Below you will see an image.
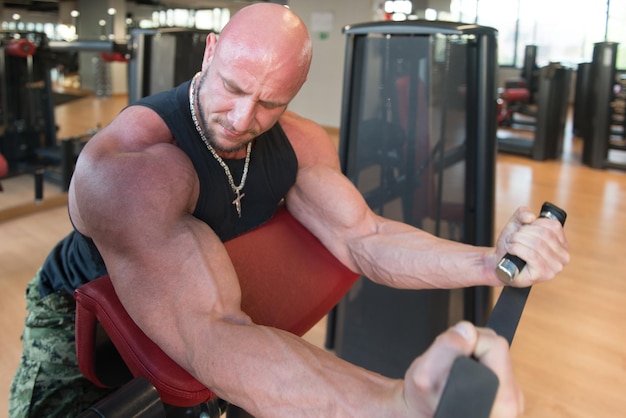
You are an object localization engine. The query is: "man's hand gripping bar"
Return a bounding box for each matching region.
[434,202,567,418]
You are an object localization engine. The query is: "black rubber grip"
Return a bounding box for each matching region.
[433,357,499,418]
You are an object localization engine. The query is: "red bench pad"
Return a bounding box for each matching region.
[74,206,360,406]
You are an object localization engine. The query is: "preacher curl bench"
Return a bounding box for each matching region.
[73,206,360,417]
[73,204,513,417]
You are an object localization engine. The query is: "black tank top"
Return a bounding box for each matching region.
[38,80,298,296]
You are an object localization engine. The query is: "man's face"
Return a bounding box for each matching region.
[195,44,300,154]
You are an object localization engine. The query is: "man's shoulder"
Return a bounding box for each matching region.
[279,110,326,141]
[278,111,339,168]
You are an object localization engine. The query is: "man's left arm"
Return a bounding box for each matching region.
[282,113,569,290]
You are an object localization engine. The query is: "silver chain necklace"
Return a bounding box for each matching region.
[188,72,252,218]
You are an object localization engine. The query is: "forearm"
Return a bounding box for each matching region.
[348,217,502,289]
[287,168,501,290]
[186,318,406,418]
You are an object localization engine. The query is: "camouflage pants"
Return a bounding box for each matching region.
[8,273,114,418]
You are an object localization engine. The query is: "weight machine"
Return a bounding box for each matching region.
[328,19,497,379]
[48,27,209,104]
[497,45,539,128]
[0,27,209,201]
[0,31,56,200]
[580,42,626,170]
[497,62,572,161]
[0,30,99,200]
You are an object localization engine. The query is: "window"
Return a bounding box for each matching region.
[475,0,520,66]
[516,0,606,68]
[608,0,626,68]
[445,0,616,69]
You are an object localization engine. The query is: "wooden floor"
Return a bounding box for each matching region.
[2,97,626,417]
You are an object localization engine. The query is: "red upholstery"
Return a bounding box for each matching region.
[233,206,360,335]
[75,275,213,406]
[500,87,531,103]
[0,153,7,191]
[74,206,359,407]
[100,51,130,63]
[0,153,7,178]
[6,38,36,58]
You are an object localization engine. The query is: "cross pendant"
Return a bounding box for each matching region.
[232,190,245,218]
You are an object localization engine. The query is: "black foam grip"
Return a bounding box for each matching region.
[434,357,499,418]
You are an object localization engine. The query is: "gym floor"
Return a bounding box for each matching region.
[1,96,626,417]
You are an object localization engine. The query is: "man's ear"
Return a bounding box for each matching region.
[201,32,218,70]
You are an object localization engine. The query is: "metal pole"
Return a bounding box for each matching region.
[605,0,610,41]
[48,40,126,53]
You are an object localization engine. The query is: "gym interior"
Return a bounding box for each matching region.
[1,0,625,417]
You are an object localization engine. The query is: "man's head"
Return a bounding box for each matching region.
[194,3,312,154]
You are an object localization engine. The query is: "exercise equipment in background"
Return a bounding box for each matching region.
[497,62,572,161]
[1,27,209,203]
[0,32,56,197]
[0,30,98,201]
[580,41,626,170]
[497,44,539,128]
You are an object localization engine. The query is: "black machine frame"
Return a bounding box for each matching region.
[497,62,572,161]
[0,27,210,201]
[581,41,626,170]
[326,20,498,378]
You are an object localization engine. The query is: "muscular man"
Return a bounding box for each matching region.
[9,3,568,417]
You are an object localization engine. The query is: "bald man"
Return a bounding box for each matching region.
[10,4,567,417]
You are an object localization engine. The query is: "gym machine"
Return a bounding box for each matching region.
[497,62,572,161]
[497,44,539,128]
[126,28,208,104]
[0,32,54,199]
[326,20,497,379]
[581,42,626,170]
[0,31,87,200]
[613,70,626,140]
[573,61,592,138]
[0,27,210,199]
[48,27,209,105]
[74,206,360,418]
